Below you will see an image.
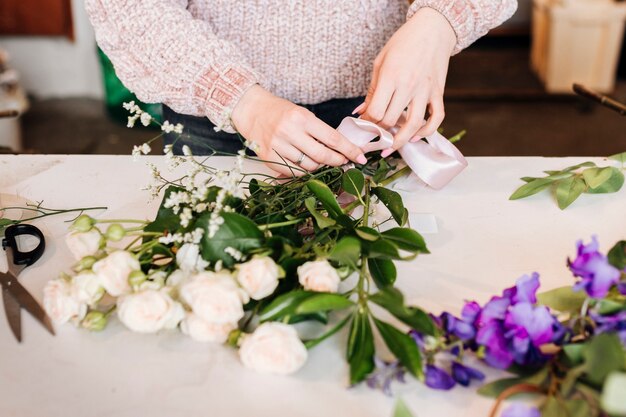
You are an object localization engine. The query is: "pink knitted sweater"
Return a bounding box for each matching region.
[86,0,517,132]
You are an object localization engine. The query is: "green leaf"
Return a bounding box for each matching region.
[304,314,351,349]
[448,129,466,144]
[563,161,597,172]
[563,344,586,365]
[306,180,343,218]
[393,399,415,417]
[366,238,403,260]
[373,159,392,184]
[596,298,626,315]
[555,176,586,209]
[347,311,375,385]
[369,287,435,336]
[342,168,365,197]
[609,151,626,165]
[585,167,624,194]
[560,365,586,396]
[144,186,186,234]
[583,333,626,386]
[582,167,614,189]
[197,212,263,268]
[381,228,429,253]
[509,178,555,200]
[601,372,626,415]
[374,319,423,378]
[258,291,314,322]
[368,258,396,288]
[329,236,361,269]
[304,197,336,229]
[477,377,524,398]
[608,240,626,270]
[295,293,354,315]
[537,286,587,313]
[355,226,381,242]
[372,187,408,226]
[542,397,591,417]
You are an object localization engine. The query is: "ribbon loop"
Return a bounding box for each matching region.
[337,117,467,190]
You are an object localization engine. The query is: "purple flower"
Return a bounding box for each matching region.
[424,365,456,390]
[501,404,541,417]
[366,358,406,396]
[569,237,620,298]
[503,273,541,304]
[592,311,626,345]
[450,362,485,387]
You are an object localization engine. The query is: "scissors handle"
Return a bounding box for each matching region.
[2,224,46,267]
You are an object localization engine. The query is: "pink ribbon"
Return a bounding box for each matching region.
[336,117,468,190]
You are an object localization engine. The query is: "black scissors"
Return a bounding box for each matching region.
[1,224,55,342]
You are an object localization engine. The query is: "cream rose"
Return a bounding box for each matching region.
[65,229,102,260]
[92,251,140,296]
[180,313,236,343]
[297,260,341,293]
[43,279,86,324]
[176,243,208,273]
[179,271,248,324]
[236,256,281,300]
[239,322,308,375]
[71,272,104,305]
[117,289,184,333]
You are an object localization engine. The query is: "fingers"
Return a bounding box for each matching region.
[306,117,367,164]
[275,142,320,172]
[379,90,410,129]
[415,95,445,139]
[361,77,394,124]
[381,96,428,158]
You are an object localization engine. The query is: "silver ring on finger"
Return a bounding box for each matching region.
[296,152,306,166]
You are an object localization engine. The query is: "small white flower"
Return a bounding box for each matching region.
[180,313,236,343]
[176,243,208,273]
[65,229,102,261]
[43,279,86,325]
[71,272,104,305]
[92,251,140,297]
[140,112,152,127]
[224,246,245,262]
[182,145,192,156]
[236,257,281,300]
[239,323,308,375]
[127,114,140,128]
[297,260,341,293]
[179,271,248,324]
[141,143,151,154]
[117,288,184,333]
[173,123,184,134]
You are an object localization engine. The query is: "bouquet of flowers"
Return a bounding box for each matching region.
[44,102,433,381]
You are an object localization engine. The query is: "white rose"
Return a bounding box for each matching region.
[239,322,308,375]
[297,260,340,293]
[65,229,102,260]
[117,288,184,333]
[179,271,248,324]
[236,256,281,300]
[166,269,190,288]
[180,313,236,343]
[71,272,104,305]
[43,279,86,324]
[176,243,208,272]
[92,251,140,296]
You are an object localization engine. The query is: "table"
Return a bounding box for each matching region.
[1,155,624,417]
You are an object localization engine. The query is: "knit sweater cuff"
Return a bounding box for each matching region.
[194,65,260,134]
[407,1,474,55]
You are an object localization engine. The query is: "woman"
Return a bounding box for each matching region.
[86,0,517,175]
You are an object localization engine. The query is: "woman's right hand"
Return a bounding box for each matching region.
[231,85,367,176]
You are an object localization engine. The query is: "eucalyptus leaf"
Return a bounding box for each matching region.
[306,179,343,218]
[585,168,624,194]
[582,167,614,189]
[601,372,626,415]
[342,168,365,197]
[609,151,626,165]
[368,258,397,288]
[509,178,555,200]
[374,319,423,378]
[393,399,415,417]
[329,236,361,269]
[563,161,597,172]
[295,293,354,315]
[347,311,375,385]
[555,176,586,209]
[304,197,336,229]
[537,286,586,313]
[381,228,429,253]
[607,240,626,269]
[198,212,263,267]
[583,333,626,386]
[369,288,435,335]
[372,187,408,226]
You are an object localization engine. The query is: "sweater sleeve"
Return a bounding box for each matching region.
[407,0,518,55]
[85,0,261,133]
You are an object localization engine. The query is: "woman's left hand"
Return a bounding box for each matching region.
[357,7,457,157]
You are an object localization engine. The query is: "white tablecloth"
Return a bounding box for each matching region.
[1,155,624,417]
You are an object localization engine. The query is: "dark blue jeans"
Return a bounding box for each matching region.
[162,96,364,156]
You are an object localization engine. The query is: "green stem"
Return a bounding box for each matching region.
[5,206,108,224]
[357,181,372,306]
[379,165,412,187]
[257,218,304,231]
[95,219,148,224]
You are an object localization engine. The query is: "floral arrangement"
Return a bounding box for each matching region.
[43,102,432,381]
